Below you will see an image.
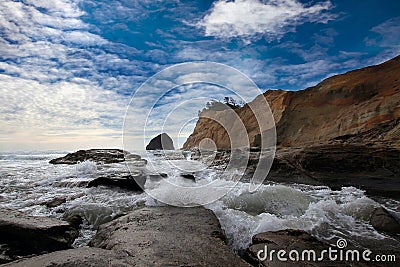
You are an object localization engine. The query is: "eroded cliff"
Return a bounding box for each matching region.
[183,55,400,149]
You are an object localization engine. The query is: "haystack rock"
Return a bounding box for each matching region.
[146,133,175,150]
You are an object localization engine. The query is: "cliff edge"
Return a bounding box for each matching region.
[183,55,400,149]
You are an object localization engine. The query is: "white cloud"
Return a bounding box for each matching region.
[0,74,128,149]
[365,17,400,48]
[197,0,335,43]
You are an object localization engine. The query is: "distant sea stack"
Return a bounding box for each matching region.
[146,133,175,150]
[183,55,400,149]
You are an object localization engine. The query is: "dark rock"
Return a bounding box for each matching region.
[215,143,400,199]
[40,197,66,208]
[62,214,83,229]
[89,207,249,266]
[2,247,136,267]
[0,208,78,263]
[370,207,400,235]
[271,144,400,199]
[181,173,196,181]
[49,149,130,165]
[87,175,144,191]
[146,133,175,150]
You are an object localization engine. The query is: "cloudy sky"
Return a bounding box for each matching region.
[0,0,399,151]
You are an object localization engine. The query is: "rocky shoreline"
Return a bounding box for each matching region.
[2,206,398,266]
[2,207,249,266]
[1,148,400,266]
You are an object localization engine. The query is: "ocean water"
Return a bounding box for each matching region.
[0,150,399,253]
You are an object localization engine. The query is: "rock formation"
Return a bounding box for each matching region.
[369,207,400,235]
[183,56,400,198]
[87,175,145,191]
[184,55,400,149]
[146,133,175,150]
[6,207,249,266]
[49,149,129,164]
[0,208,78,264]
[89,207,248,266]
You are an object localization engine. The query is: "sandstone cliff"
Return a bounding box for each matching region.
[183,55,400,149]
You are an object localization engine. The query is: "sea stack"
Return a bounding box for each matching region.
[146,133,175,150]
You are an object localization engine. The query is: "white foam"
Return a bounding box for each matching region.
[75,160,97,175]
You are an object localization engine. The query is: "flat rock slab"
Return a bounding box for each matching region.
[49,149,130,164]
[0,208,78,263]
[3,247,136,267]
[90,206,249,266]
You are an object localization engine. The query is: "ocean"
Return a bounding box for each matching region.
[0,150,399,253]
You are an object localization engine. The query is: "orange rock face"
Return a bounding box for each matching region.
[183,55,400,149]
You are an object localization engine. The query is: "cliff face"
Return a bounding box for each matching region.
[183,55,400,149]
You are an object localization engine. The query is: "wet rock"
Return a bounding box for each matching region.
[49,149,130,165]
[213,144,400,199]
[2,247,136,267]
[146,133,175,150]
[370,207,400,235]
[0,208,78,263]
[90,207,249,266]
[87,175,145,191]
[40,197,66,208]
[62,213,83,229]
[181,173,196,181]
[270,144,400,199]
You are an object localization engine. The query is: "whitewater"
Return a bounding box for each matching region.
[0,150,399,254]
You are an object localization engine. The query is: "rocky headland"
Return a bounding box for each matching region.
[184,55,400,199]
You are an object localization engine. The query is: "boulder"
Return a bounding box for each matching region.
[0,208,78,264]
[49,149,130,164]
[146,133,175,150]
[89,207,249,266]
[369,207,400,235]
[62,214,83,229]
[87,174,167,191]
[181,173,196,181]
[2,247,136,267]
[87,175,145,191]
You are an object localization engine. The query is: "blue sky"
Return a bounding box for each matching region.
[0,0,399,151]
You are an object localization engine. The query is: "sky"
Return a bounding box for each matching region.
[0,0,399,151]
